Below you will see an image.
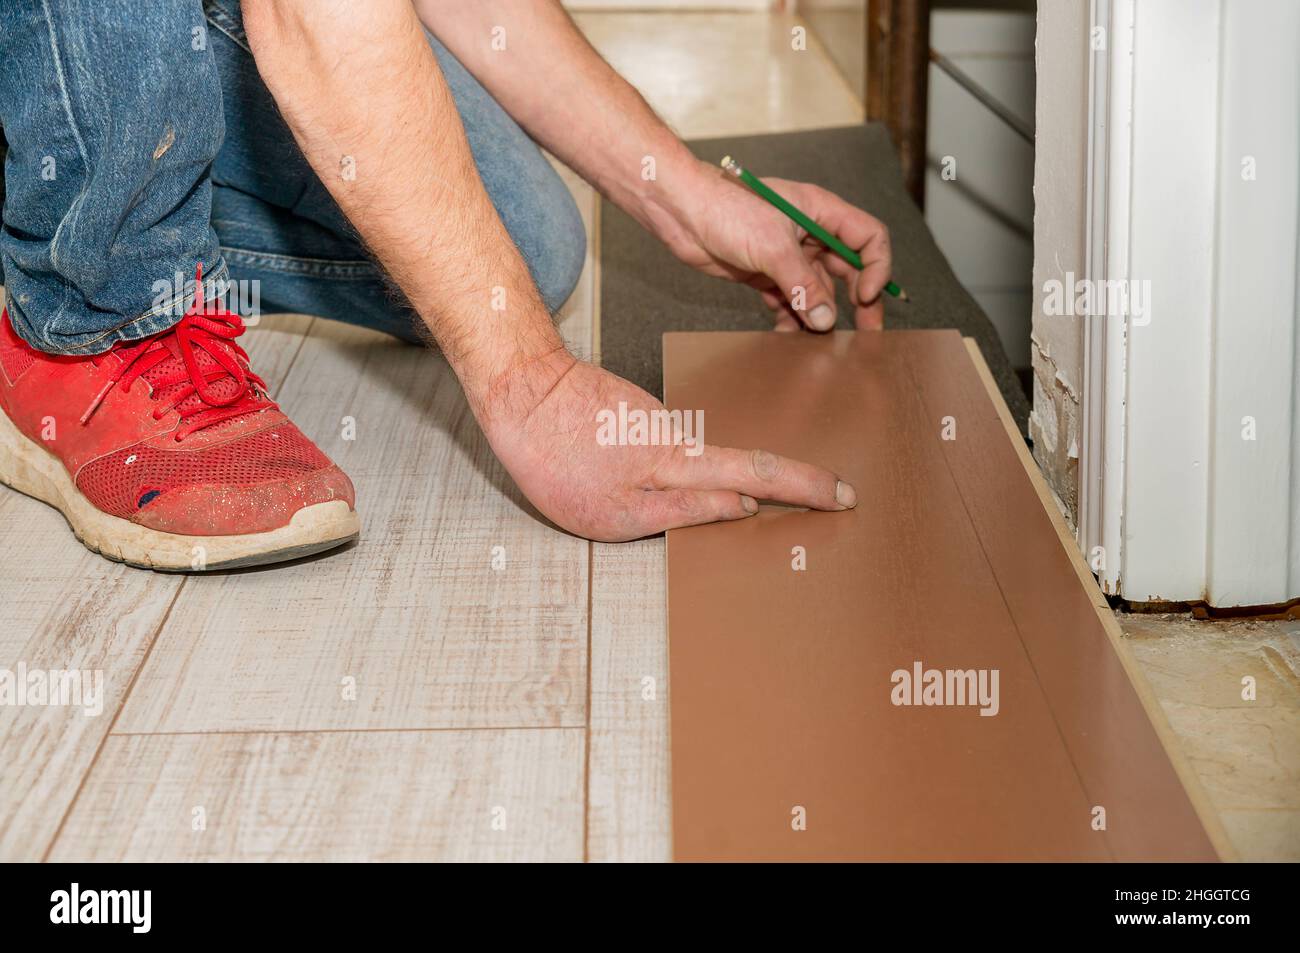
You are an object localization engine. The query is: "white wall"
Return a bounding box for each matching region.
[1028,0,1089,526]
[925,10,1037,373]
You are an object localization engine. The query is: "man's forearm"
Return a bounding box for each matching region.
[413,0,704,247]
[242,0,569,416]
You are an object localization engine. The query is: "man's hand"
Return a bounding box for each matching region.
[652,160,893,332]
[249,0,861,541]
[415,2,892,332]
[479,350,857,541]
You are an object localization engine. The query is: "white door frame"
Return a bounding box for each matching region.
[1078,0,1300,607]
[1079,0,1131,598]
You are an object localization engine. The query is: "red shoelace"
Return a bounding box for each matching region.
[80,265,274,441]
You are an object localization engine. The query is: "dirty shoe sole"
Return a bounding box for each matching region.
[0,411,359,571]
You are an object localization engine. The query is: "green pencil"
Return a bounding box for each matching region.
[721,155,907,301]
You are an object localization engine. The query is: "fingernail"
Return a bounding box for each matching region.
[740,494,758,514]
[809,304,835,331]
[835,480,857,509]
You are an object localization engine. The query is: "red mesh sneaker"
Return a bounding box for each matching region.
[0,270,358,570]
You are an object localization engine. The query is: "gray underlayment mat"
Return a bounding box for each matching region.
[598,122,1031,434]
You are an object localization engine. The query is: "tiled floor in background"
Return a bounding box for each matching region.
[573,10,863,139]
[1121,615,1300,862]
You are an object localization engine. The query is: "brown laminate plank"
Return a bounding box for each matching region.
[664,330,1106,861]
[903,334,1223,861]
[662,330,1216,861]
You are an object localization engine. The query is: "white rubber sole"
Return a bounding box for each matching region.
[0,411,360,572]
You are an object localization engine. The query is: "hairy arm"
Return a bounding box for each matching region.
[414,0,893,330]
[413,0,697,245]
[240,0,854,540]
[242,0,569,418]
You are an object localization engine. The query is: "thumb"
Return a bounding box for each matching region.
[760,241,837,331]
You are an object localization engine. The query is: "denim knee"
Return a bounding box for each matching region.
[528,174,587,314]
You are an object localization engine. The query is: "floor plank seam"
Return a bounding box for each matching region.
[900,346,1119,862]
[582,540,594,863]
[108,724,584,738]
[40,579,188,861]
[267,316,316,401]
[583,184,600,863]
[963,339,1236,861]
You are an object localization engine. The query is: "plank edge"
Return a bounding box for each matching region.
[960,336,1238,863]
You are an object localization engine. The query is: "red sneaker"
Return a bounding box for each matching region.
[0,274,358,570]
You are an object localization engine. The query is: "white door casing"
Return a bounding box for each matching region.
[1077,0,1300,607]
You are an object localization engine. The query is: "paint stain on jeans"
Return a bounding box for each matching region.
[153,125,175,161]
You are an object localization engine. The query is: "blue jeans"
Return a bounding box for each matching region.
[0,0,585,355]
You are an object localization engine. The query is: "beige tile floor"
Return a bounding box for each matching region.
[1,9,1293,862]
[1122,614,1300,862]
[573,10,863,139]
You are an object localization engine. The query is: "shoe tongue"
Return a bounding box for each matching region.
[139,334,254,420]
